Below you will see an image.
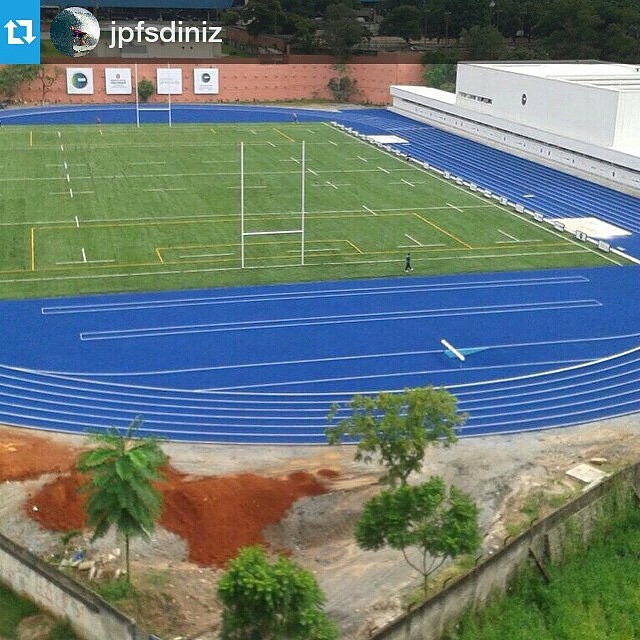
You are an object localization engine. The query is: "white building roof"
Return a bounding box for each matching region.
[465,61,640,92]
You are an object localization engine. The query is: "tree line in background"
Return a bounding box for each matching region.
[226,0,640,63]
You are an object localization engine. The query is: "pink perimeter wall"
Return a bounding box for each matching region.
[18,60,423,106]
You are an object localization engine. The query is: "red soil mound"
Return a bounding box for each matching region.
[0,430,77,482]
[27,467,330,567]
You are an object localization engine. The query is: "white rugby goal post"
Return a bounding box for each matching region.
[134,63,174,128]
[240,140,307,268]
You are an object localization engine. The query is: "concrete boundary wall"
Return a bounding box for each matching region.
[0,531,142,640]
[372,463,640,640]
[390,97,640,197]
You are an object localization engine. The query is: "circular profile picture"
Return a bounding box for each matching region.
[51,7,100,58]
[201,73,212,83]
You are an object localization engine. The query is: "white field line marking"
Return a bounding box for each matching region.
[326,181,338,190]
[401,178,415,187]
[364,140,627,266]
[144,188,186,192]
[227,185,267,189]
[329,140,338,146]
[289,156,300,164]
[74,216,79,228]
[399,243,446,248]
[404,234,422,247]
[57,258,116,265]
[362,205,377,216]
[66,174,70,183]
[130,161,166,165]
[63,161,68,171]
[497,229,519,242]
[3,263,588,293]
[99,129,103,136]
[40,274,589,314]
[446,202,463,213]
[320,249,589,266]
[268,142,276,147]
[81,248,87,263]
[60,144,64,152]
[250,130,258,135]
[0,167,419,182]
[308,168,318,176]
[201,160,236,164]
[287,248,339,253]
[357,156,368,162]
[74,191,94,195]
[69,188,73,198]
[79,299,600,342]
[179,252,234,259]
[57,131,61,138]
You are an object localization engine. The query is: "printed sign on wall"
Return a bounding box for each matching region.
[194,68,219,95]
[66,67,94,95]
[157,67,183,95]
[105,68,132,95]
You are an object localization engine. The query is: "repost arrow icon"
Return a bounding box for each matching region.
[4,20,23,45]
[17,20,36,44]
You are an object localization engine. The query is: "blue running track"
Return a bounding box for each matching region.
[0,104,638,442]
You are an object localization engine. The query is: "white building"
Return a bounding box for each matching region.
[390,61,640,194]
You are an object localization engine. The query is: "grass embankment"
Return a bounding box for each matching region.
[0,583,77,640]
[444,508,640,640]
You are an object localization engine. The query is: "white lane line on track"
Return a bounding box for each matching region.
[79,299,601,341]
[40,275,590,314]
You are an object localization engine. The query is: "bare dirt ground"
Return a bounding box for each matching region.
[1,416,640,639]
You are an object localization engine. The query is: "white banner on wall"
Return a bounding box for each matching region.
[157,68,183,95]
[66,68,94,95]
[105,68,132,95]
[194,68,219,95]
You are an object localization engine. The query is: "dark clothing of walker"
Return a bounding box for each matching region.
[404,253,413,272]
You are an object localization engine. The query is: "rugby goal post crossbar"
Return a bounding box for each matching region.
[240,140,306,268]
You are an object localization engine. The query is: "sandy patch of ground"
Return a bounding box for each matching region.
[1,416,640,639]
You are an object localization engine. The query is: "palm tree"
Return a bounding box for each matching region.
[76,417,167,582]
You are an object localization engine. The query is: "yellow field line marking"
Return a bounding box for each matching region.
[155,248,164,264]
[413,213,472,249]
[346,239,363,254]
[210,128,216,134]
[273,128,295,143]
[30,228,35,271]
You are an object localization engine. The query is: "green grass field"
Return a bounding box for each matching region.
[0,121,626,299]
[445,508,640,640]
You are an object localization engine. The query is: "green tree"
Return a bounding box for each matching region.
[75,418,166,583]
[460,24,506,59]
[321,3,366,60]
[0,64,38,99]
[326,387,464,487]
[355,477,480,594]
[222,9,241,26]
[380,5,423,42]
[137,78,154,103]
[218,546,337,640]
[422,62,457,91]
[243,0,287,36]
